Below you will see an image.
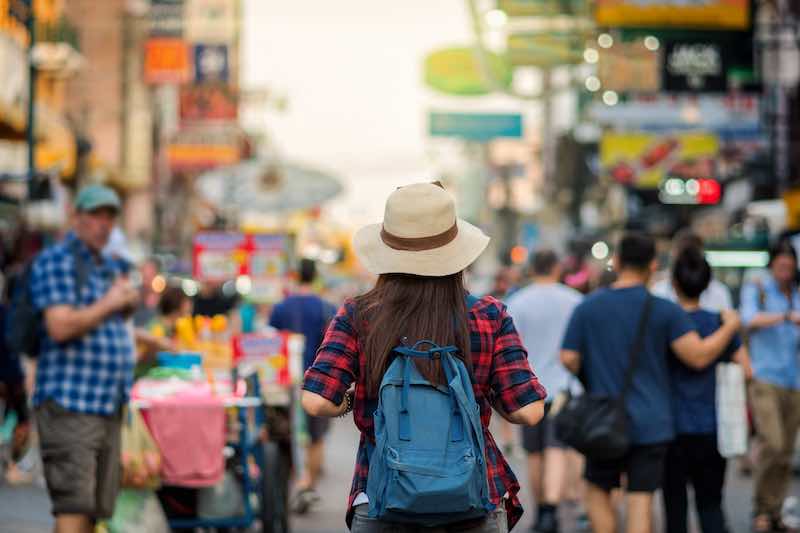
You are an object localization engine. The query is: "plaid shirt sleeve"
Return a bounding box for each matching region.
[30,249,78,310]
[302,302,359,406]
[489,302,547,413]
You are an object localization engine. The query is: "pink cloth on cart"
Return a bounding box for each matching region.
[144,397,226,487]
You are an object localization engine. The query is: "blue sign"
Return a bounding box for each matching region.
[194,44,229,83]
[429,112,523,141]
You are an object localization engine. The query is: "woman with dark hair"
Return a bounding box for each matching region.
[663,248,750,533]
[301,182,546,532]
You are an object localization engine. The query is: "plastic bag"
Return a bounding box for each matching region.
[716,362,748,458]
[197,469,245,518]
[120,407,161,489]
[108,489,170,533]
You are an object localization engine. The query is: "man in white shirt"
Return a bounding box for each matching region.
[651,231,733,311]
[507,250,583,533]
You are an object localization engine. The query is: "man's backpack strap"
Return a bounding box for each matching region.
[67,240,91,306]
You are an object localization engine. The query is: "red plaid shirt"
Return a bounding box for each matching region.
[302,295,546,530]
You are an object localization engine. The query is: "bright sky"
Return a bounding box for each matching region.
[241,0,512,227]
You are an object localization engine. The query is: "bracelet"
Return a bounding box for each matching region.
[338,390,354,418]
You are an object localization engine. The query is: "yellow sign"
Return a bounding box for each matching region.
[596,0,749,30]
[601,132,719,189]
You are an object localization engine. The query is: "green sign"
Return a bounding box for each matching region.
[507,32,585,68]
[423,47,512,96]
[499,0,589,17]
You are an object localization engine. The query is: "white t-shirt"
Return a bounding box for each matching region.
[506,283,583,397]
[651,277,733,311]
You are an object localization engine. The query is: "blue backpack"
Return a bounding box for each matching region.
[365,297,492,526]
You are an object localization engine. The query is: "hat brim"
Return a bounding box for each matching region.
[353,219,490,277]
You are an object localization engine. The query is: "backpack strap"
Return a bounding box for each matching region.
[67,239,91,307]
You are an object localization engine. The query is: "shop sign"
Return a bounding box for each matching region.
[507,32,584,68]
[144,38,191,84]
[663,41,727,92]
[600,131,719,189]
[192,232,289,281]
[149,0,184,37]
[595,0,749,30]
[194,44,229,83]
[167,127,240,171]
[429,112,523,141]
[423,47,511,96]
[185,0,238,43]
[598,40,661,92]
[232,333,291,385]
[180,84,238,122]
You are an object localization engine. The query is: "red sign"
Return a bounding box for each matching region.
[192,232,289,282]
[180,84,238,122]
[144,38,191,84]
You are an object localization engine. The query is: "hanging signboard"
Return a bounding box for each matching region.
[598,40,661,92]
[185,0,238,43]
[167,127,240,171]
[192,232,289,281]
[595,0,749,30]
[601,131,720,189]
[429,112,523,141]
[507,32,584,68]
[194,44,229,83]
[423,47,512,96]
[498,0,589,16]
[180,84,238,122]
[662,40,727,92]
[149,0,184,37]
[144,38,191,84]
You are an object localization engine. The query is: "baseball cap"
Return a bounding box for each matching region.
[74,184,121,213]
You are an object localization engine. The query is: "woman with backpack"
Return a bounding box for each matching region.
[302,182,546,532]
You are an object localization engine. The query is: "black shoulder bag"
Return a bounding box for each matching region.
[554,294,653,461]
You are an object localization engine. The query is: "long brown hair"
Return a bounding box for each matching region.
[355,272,471,397]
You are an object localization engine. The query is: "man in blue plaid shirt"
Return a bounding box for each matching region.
[30,184,139,533]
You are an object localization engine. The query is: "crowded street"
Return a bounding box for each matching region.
[2,1,800,533]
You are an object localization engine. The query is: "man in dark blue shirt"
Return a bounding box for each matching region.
[270,258,336,514]
[561,233,740,533]
[663,247,750,533]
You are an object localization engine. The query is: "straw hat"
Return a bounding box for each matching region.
[353,182,490,276]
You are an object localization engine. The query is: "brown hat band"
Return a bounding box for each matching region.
[380,222,459,251]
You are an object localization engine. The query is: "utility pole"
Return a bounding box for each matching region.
[24,0,36,198]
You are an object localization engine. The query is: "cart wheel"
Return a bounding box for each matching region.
[261,441,290,533]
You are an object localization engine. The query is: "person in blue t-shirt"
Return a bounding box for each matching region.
[269,258,336,514]
[561,232,740,533]
[663,247,751,533]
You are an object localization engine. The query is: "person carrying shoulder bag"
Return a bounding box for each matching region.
[301,182,547,532]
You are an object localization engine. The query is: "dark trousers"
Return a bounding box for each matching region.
[663,434,728,533]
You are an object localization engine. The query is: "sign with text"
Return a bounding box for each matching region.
[149,0,184,37]
[167,127,240,171]
[185,0,238,43]
[595,0,749,30]
[598,40,661,92]
[180,84,238,122]
[429,112,523,141]
[192,232,289,282]
[663,41,727,92]
[144,38,191,84]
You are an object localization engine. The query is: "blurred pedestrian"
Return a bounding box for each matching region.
[301,182,546,531]
[270,258,337,514]
[663,247,750,533]
[651,230,733,311]
[28,185,138,533]
[135,286,193,377]
[560,232,740,533]
[740,241,800,532]
[507,249,582,533]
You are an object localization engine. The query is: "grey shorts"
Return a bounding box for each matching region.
[35,400,123,518]
[350,504,508,533]
[307,414,330,444]
[520,403,565,454]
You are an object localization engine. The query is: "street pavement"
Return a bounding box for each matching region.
[1,418,798,532]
